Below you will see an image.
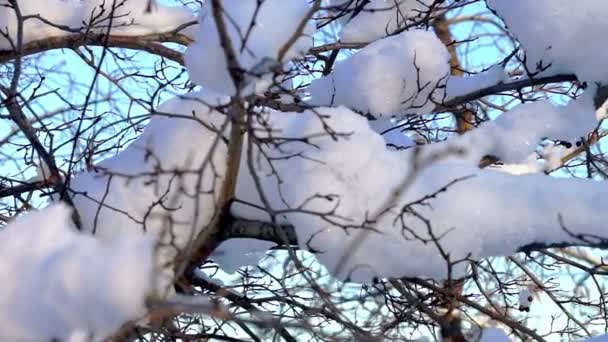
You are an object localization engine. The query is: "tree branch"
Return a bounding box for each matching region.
[0,31,192,64]
[438,74,578,111]
[218,217,297,245]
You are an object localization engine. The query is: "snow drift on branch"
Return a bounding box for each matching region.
[0,0,194,49]
[434,97,598,168]
[309,30,450,117]
[69,92,274,292]
[0,204,154,341]
[234,102,607,282]
[328,0,432,43]
[184,0,315,96]
[368,117,416,150]
[487,0,608,83]
[67,86,606,284]
[479,327,510,342]
[445,65,506,101]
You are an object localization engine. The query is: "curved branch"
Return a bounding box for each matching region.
[438,73,578,111]
[0,32,192,64]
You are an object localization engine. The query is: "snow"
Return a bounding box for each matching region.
[479,327,510,342]
[69,59,604,286]
[211,238,275,274]
[487,0,608,83]
[518,286,534,312]
[309,30,450,118]
[10,0,608,299]
[0,0,194,50]
[583,335,608,342]
[486,156,544,176]
[368,117,415,149]
[64,92,592,284]
[69,91,274,292]
[446,65,506,101]
[69,92,228,293]
[67,330,92,342]
[184,0,315,96]
[0,204,154,341]
[5,0,608,338]
[79,0,194,35]
[329,0,432,43]
[232,104,608,282]
[435,98,597,168]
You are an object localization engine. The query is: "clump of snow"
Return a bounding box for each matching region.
[67,89,602,284]
[329,0,432,43]
[518,286,535,312]
[0,0,74,48]
[212,238,275,274]
[67,330,92,342]
[185,0,315,96]
[69,92,230,293]
[487,0,608,83]
[479,327,510,342]
[437,99,597,167]
[539,142,575,172]
[80,0,194,36]
[308,30,450,118]
[487,161,543,176]
[70,92,274,292]
[0,0,194,50]
[233,104,608,282]
[0,204,154,341]
[321,151,608,282]
[368,117,415,149]
[446,65,506,100]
